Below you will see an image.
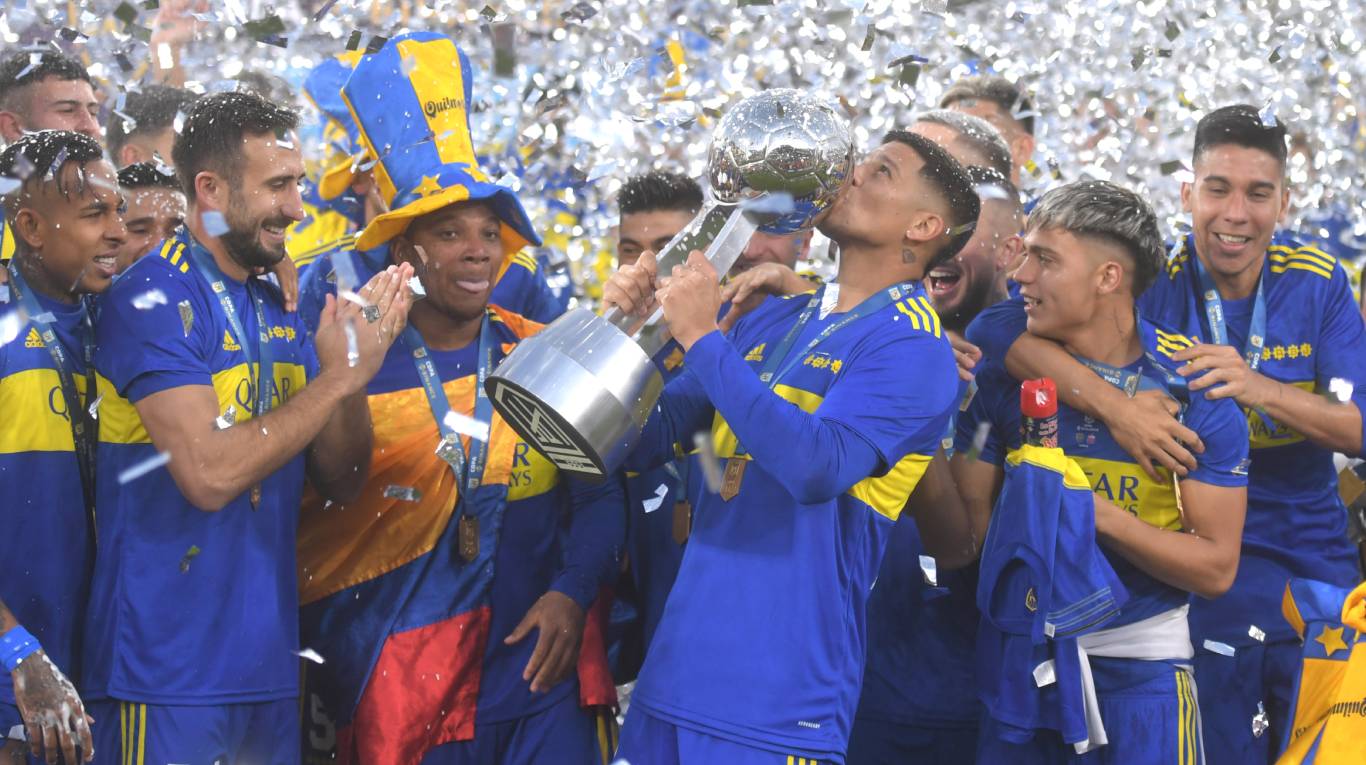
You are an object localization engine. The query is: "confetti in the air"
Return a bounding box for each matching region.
[132,288,168,311]
[179,544,201,574]
[407,275,427,298]
[117,451,171,484]
[87,394,103,420]
[1202,639,1236,657]
[1330,378,1355,403]
[1248,624,1266,643]
[442,411,490,442]
[295,648,326,664]
[343,319,359,368]
[693,432,723,493]
[383,485,422,502]
[215,405,237,430]
[918,555,938,587]
[641,484,668,514]
[201,211,229,237]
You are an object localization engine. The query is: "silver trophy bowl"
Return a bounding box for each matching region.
[488,89,855,477]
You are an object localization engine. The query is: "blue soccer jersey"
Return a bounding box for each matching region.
[85,231,317,704]
[1143,235,1366,645]
[0,283,96,708]
[957,316,1250,630]
[624,285,959,759]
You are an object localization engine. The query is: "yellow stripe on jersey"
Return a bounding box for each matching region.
[847,450,933,521]
[1269,246,1337,280]
[0,367,91,453]
[1073,455,1182,531]
[157,239,189,273]
[895,300,923,332]
[916,295,942,337]
[1246,380,1316,449]
[1005,443,1092,490]
[1,219,14,262]
[512,251,539,272]
[709,383,824,459]
[137,703,147,765]
[97,362,310,445]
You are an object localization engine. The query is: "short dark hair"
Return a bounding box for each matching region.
[106,85,195,159]
[1026,180,1164,297]
[881,129,981,263]
[940,75,1035,136]
[964,164,1022,218]
[1193,104,1288,168]
[0,48,92,114]
[172,91,299,199]
[915,109,1013,177]
[0,130,106,229]
[619,171,703,216]
[117,161,181,192]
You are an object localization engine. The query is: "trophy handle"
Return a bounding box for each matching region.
[602,199,761,355]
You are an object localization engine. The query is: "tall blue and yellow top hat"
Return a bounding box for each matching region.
[342,32,541,253]
[303,52,368,201]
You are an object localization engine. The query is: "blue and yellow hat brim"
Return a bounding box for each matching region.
[357,174,541,253]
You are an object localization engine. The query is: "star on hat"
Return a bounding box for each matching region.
[414,174,443,199]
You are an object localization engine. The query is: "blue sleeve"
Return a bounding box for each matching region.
[551,473,627,610]
[1313,264,1366,456]
[95,264,214,403]
[624,363,715,474]
[965,294,1028,365]
[296,256,337,337]
[683,327,957,504]
[1182,395,1250,488]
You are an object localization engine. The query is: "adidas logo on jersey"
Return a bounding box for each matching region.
[222,329,241,352]
[23,328,43,348]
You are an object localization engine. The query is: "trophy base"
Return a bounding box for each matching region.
[487,307,664,478]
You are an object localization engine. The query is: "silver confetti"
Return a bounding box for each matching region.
[442,411,490,442]
[1248,624,1266,643]
[87,394,103,420]
[1202,639,1237,657]
[215,405,238,430]
[294,648,326,664]
[178,301,194,336]
[918,554,938,587]
[383,485,422,502]
[132,288,169,311]
[343,320,359,368]
[1252,701,1269,738]
[118,451,171,484]
[693,432,723,493]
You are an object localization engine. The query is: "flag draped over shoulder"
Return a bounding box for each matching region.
[1276,579,1366,764]
[296,307,614,765]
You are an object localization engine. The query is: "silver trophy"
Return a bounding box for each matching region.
[487,89,855,477]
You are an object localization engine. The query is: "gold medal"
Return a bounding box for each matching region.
[671,500,692,545]
[249,484,262,510]
[458,515,479,562]
[720,458,746,501]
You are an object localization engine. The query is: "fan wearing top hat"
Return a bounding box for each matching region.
[294,33,626,765]
[294,45,566,330]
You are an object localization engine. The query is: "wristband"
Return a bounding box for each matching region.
[0,626,40,673]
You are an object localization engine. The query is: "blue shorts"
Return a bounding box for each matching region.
[616,706,838,765]
[88,698,299,765]
[845,717,977,765]
[977,657,1202,765]
[1193,639,1298,765]
[419,693,610,765]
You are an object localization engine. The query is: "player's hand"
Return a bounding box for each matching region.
[1104,390,1204,480]
[656,250,722,351]
[602,249,659,319]
[149,0,206,49]
[1172,343,1277,408]
[504,591,585,694]
[315,264,413,392]
[947,330,981,382]
[13,650,94,763]
[718,262,808,331]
